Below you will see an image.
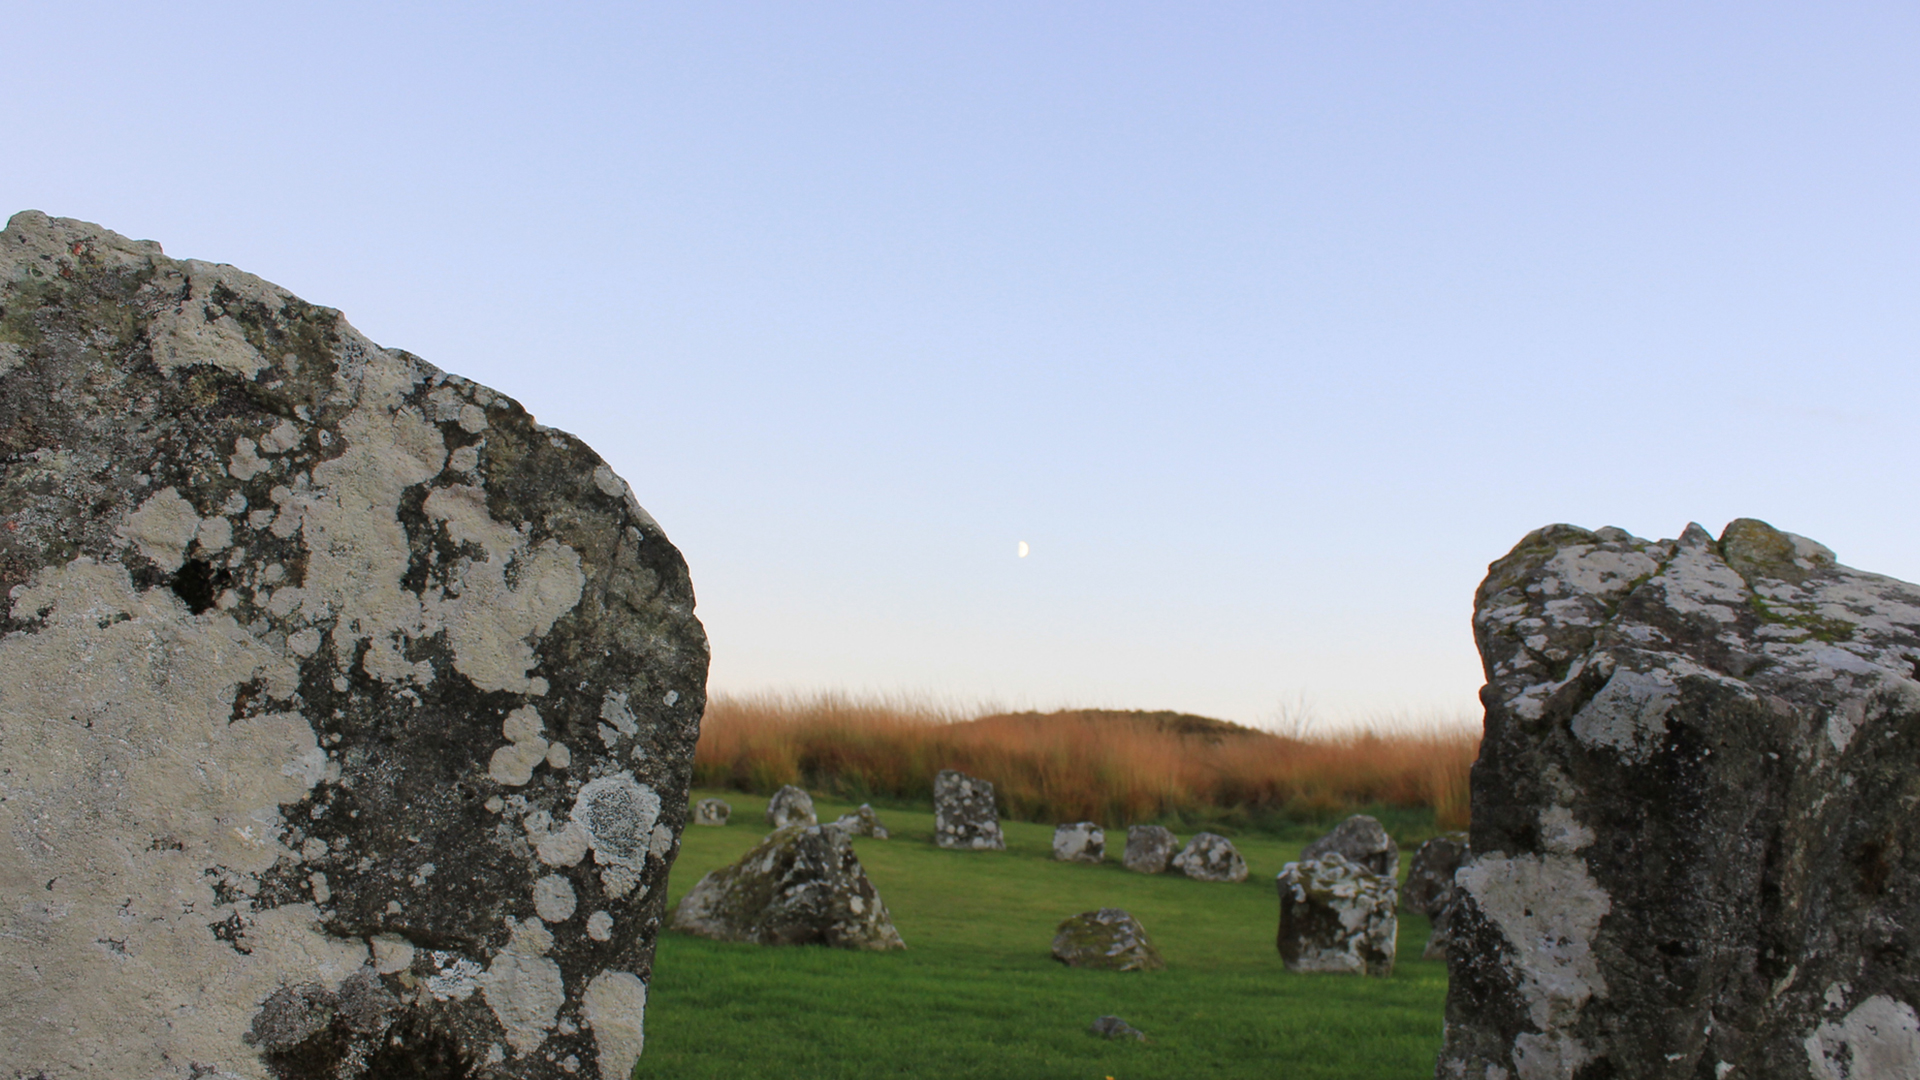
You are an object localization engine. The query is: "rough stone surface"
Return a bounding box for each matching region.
[828,803,890,839]
[1300,813,1399,879]
[1051,908,1164,971]
[1052,822,1105,863]
[1275,852,1397,977]
[1401,832,1468,961]
[764,784,817,829]
[1439,519,1920,1080]
[691,797,730,826]
[668,824,905,950]
[1089,1015,1147,1042]
[933,769,1005,851]
[0,212,708,1080]
[1172,831,1248,882]
[1122,825,1179,874]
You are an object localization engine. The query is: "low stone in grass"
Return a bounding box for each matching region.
[1300,813,1399,879]
[1276,852,1397,976]
[1122,825,1178,874]
[1172,832,1248,882]
[765,784,817,829]
[1401,832,1468,960]
[828,803,890,839]
[1051,908,1165,971]
[933,769,1005,850]
[693,797,732,826]
[1089,1015,1147,1041]
[669,824,905,950]
[1052,822,1105,863]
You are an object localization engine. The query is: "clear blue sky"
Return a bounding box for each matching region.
[8,3,1918,727]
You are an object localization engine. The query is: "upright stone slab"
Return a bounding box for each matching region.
[1052,822,1105,863]
[1276,852,1397,976]
[1300,813,1398,879]
[668,824,905,950]
[933,769,1005,850]
[1439,519,1920,1079]
[0,213,708,1080]
[765,784,817,829]
[1122,825,1178,874]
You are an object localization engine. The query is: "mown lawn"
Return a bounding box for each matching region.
[636,790,1448,1080]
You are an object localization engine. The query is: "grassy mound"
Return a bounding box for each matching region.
[638,790,1448,1079]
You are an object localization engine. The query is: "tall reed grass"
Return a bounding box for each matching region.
[693,692,1477,832]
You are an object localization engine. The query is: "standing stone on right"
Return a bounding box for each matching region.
[1123,825,1179,874]
[1300,814,1399,879]
[933,769,1006,850]
[1438,520,1920,1080]
[1172,832,1248,882]
[765,784,817,829]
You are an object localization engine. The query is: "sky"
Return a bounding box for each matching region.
[6,3,1918,729]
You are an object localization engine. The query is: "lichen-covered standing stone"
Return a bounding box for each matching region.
[1172,831,1247,882]
[765,784,817,829]
[692,798,731,826]
[1052,822,1105,863]
[1051,908,1164,971]
[1439,519,1920,1079]
[1122,825,1178,873]
[668,824,905,950]
[0,212,707,1080]
[1275,853,1397,976]
[1300,813,1399,879]
[828,803,890,839]
[1401,832,1468,960]
[933,768,1005,850]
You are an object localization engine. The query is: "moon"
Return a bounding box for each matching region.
[1017,541,1030,558]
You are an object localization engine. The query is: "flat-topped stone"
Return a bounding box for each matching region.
[0,211,707,1080]
[1439,519,1920,1079]
[692,798,732,826]
[1052,822,1105,863]
[1122,825,1178,873]
[933,769,1004,851]
[1300,814,1398,879]
[1172,831,1247,882]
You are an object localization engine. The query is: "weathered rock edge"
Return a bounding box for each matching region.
[0,212,709,1080]
[1437,519,1920,1080]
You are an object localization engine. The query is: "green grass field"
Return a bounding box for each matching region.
[636,790,1448,1079]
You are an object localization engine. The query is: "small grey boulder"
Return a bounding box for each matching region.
[933,769,1005,850]
[1122,825,1178,874]
[1089,1015,1147,1042]
[1172,832,1248,882]
[829,803,890,839]
[765,784,818,829]
[1300,814,1399,879]
[1052,822,1105,863]
[692,797,732,826]
[1276,852,1397,977]
[669,824,905,950]
[1051,908,1164,971]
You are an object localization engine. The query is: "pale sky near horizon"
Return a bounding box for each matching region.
[7,3,1918,729]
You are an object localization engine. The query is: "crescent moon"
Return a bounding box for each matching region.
[1017,541,1030,558]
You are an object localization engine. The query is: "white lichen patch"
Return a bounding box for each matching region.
[115,487,202,572]
[533,874,578,923]
[586,910,614,941]
[0,557,369,1077]
[1456,853,1611,1032]
[584,970,649,1079]
[1805,995,1920,1080]
[489,705,550,787]
[148,259,282,377]
[427,953,483,1001]
[571,773,663,872]
[1511,1030,1596,1080]
[479,919,564,1056]
[1570,668,1678,764]
[1538,806,1595,854]
[371,934,416,974]
[1540,544,1660,603]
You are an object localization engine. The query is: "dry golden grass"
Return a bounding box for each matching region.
[693,691,1477,831]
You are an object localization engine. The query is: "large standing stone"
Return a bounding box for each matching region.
[765,784,817,829]
[1052,822,1105,863]
[692,798,731,826]
[1401,832,1468,961]
[1172,831,1248,882]
[668,824,905,950]
[0,213,707,1080]
[1122,825,1179,874]
[933,769,1005,850]
[1439,519,1920,1079]
[1300,813,1399,879]
[1051,908,1164,971]
[1276,853,1397,976]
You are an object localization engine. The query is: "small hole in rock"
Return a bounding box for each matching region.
[170,559,231,615]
